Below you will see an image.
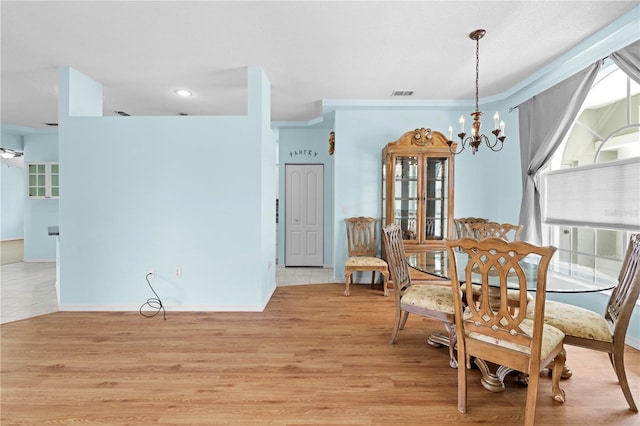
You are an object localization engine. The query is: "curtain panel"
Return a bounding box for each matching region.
[517,62,601,245]
[610,39,640,84]
[518,39,640,245]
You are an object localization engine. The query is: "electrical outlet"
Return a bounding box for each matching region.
[147,267,154,278]
[175,267,182,278]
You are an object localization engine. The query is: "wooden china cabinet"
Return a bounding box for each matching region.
[382,127,456,255]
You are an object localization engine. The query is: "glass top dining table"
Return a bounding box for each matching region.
[407,249,617,293]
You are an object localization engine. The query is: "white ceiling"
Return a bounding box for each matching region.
[1,1,638,129]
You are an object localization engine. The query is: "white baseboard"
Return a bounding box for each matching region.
[60,304,268,312]
[625,335,640,350]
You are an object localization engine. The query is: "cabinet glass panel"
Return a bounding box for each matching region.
[27,162,59,199]
[424,157,448,240]
[393,156,419,241]
[50,164,59,197]
[28,163,47,198]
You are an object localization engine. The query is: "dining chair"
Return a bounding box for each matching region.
[382,223,458,368]
[463,221,531,310]
[453,217,489,239]
[526,232,640,412]
[446,237,565,426]
[465,221,523,241]
[344,217,389,296]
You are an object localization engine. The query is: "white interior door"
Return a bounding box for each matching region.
[285,164,323,266]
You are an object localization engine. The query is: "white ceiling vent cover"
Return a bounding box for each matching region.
[391,90,414,96]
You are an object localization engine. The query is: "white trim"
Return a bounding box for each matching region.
[626,335,640,351]
[59,303,268,313]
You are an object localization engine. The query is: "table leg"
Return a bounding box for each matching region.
[426,323,458,369]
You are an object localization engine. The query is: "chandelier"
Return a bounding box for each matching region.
[447,29,506,155]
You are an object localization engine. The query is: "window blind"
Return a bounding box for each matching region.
[544,157,640,230]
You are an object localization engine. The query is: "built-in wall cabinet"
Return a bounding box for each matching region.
[27,162,59,199]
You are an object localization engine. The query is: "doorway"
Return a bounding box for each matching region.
[285,164,323,266]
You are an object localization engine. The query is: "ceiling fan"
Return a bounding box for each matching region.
[0,148,24,159]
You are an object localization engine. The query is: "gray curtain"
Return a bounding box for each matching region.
[610,39,640,84]
[517,61,601,244]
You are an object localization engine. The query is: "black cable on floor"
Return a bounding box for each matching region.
[140,272,166,320]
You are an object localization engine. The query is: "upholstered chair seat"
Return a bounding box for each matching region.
[401,285,456,314]
[526,300,613,342]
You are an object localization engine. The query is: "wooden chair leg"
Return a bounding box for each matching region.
[611,349,638,412]
[445,322,458,368]
[523,363,541,426]
[344,270,352,296]
[399,310,409,330]
[457,344,467,413]
[389,307,402,344]
[381,271,389,296]
[551,348,566,403]
[370,271,376,288]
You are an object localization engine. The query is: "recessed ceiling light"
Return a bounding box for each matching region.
[175,89,193,97]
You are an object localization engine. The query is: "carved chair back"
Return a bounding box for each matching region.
[454,217,489,239]
[465,221,523,242]
[345,217,378,257]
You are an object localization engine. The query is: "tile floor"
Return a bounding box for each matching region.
[1,262,58,324]
[276,265,337,286]
[0,262,337,324]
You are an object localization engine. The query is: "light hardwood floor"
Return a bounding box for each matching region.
[1,283,639,425]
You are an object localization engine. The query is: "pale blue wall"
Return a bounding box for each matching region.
[277,128,334,266]
[329,106,520,280]
[23,131,59,261]
[57,66,275,310]
[0,130,25,241]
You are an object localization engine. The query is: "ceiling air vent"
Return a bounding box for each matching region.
[391,90,414,96]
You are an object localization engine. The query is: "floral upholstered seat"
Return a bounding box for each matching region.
[525,300,613,342]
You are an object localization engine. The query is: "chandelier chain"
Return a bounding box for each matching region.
[475,36,480,113]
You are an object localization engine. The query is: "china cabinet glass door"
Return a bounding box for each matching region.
[423,157,448,241]
[393,156,419,241]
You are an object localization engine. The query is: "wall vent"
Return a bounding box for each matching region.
[391,90,414,96]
